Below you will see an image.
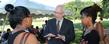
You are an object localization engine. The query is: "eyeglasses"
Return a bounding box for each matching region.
[55,11,64,14]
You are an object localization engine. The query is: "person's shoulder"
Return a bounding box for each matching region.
[95,22,103,27]
[26,33,39,44]
[27,33,38,41]
[64,18,73,23]
[47,18,55,23]
[48,18,55,21]
[28,33,36,37]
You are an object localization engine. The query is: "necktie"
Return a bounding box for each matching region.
[56,21,60,32]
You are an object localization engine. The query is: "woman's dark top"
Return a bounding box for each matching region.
[8,30,25,44]
[82,30,100,44]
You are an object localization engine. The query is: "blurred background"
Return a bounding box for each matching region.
[0,0,109,44]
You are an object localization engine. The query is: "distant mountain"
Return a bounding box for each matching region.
[26,1,55,11]
[14,0,55,11]
[0,0,55,13]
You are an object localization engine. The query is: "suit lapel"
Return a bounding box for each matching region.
[52,18,58,34]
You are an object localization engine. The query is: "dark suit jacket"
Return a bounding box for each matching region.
[82,30,100,44]
[43,18,75,44]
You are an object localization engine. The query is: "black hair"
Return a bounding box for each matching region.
[80,6,92,16]
[36,26,39,29]
[7,28,11,31]
[80,4,102,24]
[45,20,48,24]
[30,25,34,28]
[5,4,30,29]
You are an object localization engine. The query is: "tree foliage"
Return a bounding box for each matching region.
[102,0,109,18]
[64,0,94,19]
[64,0,109,19]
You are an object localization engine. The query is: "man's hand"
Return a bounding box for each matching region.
[44,33,56,37]
[55,34,65,41]
[44,33,56,40]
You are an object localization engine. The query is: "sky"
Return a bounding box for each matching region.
[29,0,72,7]
[24,0,101,7]
[0,0,15,8]
[0,0,102,8]
[0,0,101,13]
[0,0,72,8]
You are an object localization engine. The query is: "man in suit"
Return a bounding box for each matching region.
[43,5,75,44]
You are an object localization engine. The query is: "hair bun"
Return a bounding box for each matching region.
[5,4,14,12]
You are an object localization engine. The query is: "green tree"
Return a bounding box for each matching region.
[64,0,103,19]
[102,0,109,18]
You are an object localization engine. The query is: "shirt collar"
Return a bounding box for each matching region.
[56,18,64,22]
